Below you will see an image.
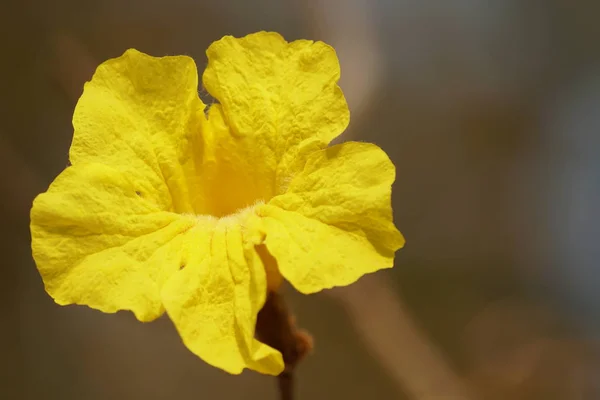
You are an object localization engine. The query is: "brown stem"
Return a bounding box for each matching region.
[277,371,294,400]
[256,291,312,400]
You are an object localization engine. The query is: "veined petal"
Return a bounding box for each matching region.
[202,32,350,205]
[161,213,284,375]
[258,142,405,293]
[30,163,195,322]
[70,49,207,214]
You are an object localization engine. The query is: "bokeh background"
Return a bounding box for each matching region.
[3,1,600,399]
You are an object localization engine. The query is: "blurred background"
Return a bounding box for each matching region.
[2,0,600,399]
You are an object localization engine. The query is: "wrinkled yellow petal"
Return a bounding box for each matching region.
[202,32,349,212]
[70,49,207,214]
[258,142,405,293]
[31,49,213,321]
[30,163,195,321]
[161,213,284,375]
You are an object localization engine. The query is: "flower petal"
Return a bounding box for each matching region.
[70,49,206,214]
[30,163,195,321]
[258,142,405,293]
[202,32,349,200]
[161,215,284,375]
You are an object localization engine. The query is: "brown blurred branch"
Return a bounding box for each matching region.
[329,274,473,400]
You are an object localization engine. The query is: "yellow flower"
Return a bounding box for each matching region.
[30,32,405,375]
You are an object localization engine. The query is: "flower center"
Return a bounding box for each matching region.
[184,200,283,291]
[187,201,264,226]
